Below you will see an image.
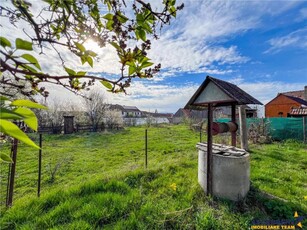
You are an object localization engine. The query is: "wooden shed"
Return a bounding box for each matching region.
[265,94,307,118]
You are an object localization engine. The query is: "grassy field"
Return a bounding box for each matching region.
[0,124,306,229]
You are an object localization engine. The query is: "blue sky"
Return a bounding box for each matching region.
[126,0,307,113]
[1,1,307,114]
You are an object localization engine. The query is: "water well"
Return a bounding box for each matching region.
[197,143,250,201]
[185,76,262,201]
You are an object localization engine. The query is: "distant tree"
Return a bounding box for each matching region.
[35,99,65,133]
[104,108,124,129]
[83,90,107,132]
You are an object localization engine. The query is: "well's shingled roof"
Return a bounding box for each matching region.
[185,76,262,109]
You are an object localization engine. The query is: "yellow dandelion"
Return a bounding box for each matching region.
[170,183,177,191]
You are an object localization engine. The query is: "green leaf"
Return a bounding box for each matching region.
[0,119,39,149]
[136,14,144,23]
[141,61,153,69]
[128,66,136,75]
[140,22,152,33]
[100,80,113,90]
[13,107,38,131]
[139,29,146,41]
[74,42,86,52]
[20,64,38,73]
[103,13,114,20]
[64,67,76,76]
[110,42,121,50]
[15,38,33,51]
[0,37,11,48]
[77,71,87,76]
[0,153,13,163]
[169,6,177,17]
[136,28,146,41]
[106,20,114,30]
[0,96,9,101]
[10,100,47,109]
[21,54,41,70]
[86,50,97,57]
[0,108,24,120]
[86,56,93,67]
[117,12,128,23]
[81,56,86,65]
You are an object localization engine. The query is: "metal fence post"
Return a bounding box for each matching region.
[145,129,148,169]
[38,133,42,197]
[6,138,18,207]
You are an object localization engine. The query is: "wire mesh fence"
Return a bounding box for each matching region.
[0,124,201,207]
[217,117,307,142]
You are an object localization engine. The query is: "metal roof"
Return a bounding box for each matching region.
[283,95,307,106]
[289,107,307,116]
[185,76,262,109]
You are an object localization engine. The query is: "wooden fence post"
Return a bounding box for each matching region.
[239,106,249,151]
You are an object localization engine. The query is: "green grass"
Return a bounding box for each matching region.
[0,125,306,229]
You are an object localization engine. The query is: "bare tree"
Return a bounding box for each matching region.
[35,98,65,133]
[83,91,107,132]
[105,109,124,129]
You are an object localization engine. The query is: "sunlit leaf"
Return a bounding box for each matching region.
[117,12,128,23]
[10,100,47,109]
[169,6,177,17]
[21,54,41,70]
[100,80,113,89]
[0,108,24,120]
[106,20,114,30]
[0,36,11,48]
[139,29,146,41]
[129,66,136,75]
[0,153,13,163]
[64,67,76,76]
[13,107,38,131]
[81,56,86,65]
[20,64,38,73]
[15,38,33,50]
[86,50,97,57]
[141,61,153,69]
[103,13,114,20]
[74,42,86,52]
[86,56,93,67]
[0,119,39,149]
[77,71,87,76]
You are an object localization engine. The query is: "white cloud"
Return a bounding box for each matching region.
[265,28,307,53]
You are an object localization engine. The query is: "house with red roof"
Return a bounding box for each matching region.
[265,86,307,117]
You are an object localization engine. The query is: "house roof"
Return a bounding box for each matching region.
[174,108,191,117]
[185,76,262,109]
[108,104,141,112]
[143,111,173,118]
[282,90,304,99]
[122,105,140,112]
[283,94,307,106]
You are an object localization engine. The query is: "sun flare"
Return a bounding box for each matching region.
[84,39,100,51]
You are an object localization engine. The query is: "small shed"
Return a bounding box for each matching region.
[185,76,262,200]
[63,116,74,134]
